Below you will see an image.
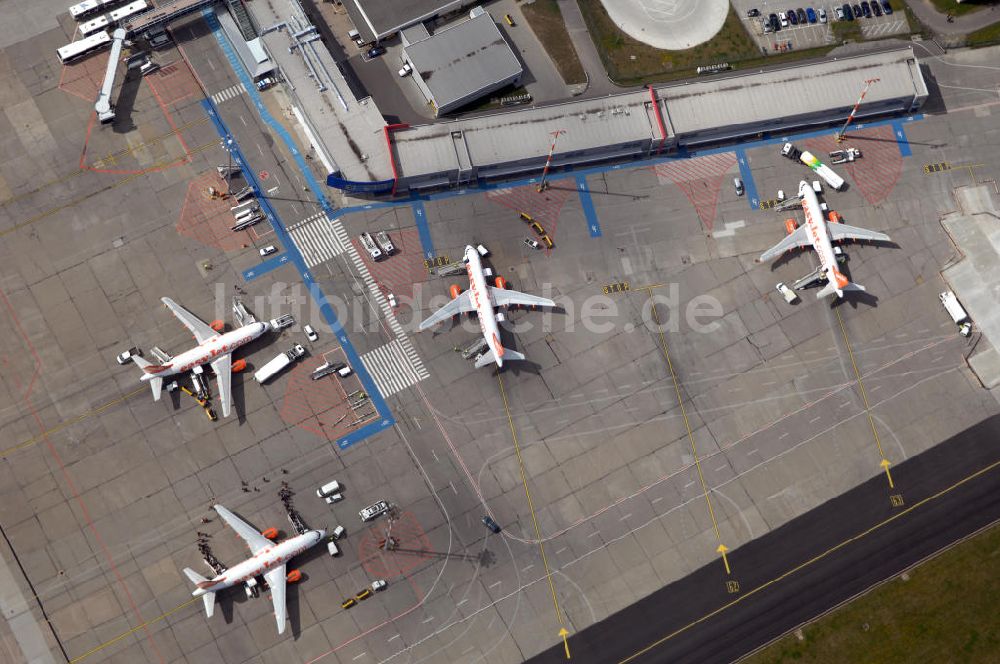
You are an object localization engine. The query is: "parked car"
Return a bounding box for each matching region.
[871,1,883,16]
[398,62,412,77]
[371,579,387,592]
[366,45,385,59]
[482,515,501,534]
[747,8,760,17]
[836,6,846,20]
[331,525,346,540]
[842,4,854,19]
[256,77,275,91]
[324,493,343,505]
[860,1,872,18]
[116,347,141,365]
[303,324,317,341]
[259,245,276,257]
[853,4,863,18]
[818,7,828,22]
[796,8,806,23]
[769,13,781,30]
[787,9,798,25]
[881,0,892,14]
[733,177,744,196]
[806,7,816,23]
[524,237,541,250]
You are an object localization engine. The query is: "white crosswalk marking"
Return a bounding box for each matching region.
[361,340,423,397]
[211,83,246,105]
[287,210,429,396]
[287,212,344,267]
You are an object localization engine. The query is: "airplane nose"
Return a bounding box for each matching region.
[315,529,326,541]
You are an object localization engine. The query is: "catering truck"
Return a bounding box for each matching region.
[253,344,306,383]
[939,291,972,337]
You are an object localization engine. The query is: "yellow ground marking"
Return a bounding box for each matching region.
[0,140,217,239]
[497,373,570,657]
[618,455,1000,663]
[834,307,893,487]
[1,386,147,459]
[69,597,199,663]
[645,287,731,574]
[0,116,211,207]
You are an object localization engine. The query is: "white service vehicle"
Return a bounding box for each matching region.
[359,232,382,261]
[259,245,277,257]
[303,324,318,341]
[939,291,972,336]
[253,344,306,383]
[375,231,395,255]
[359,500,390,522]
[776,282,799,304]
[324,493,344,504]
[116,347,141,365]
[317,480,341,498]
[829,148,862,165]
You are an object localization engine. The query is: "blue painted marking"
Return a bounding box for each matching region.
[574,175,602,238]
[891,120,912,157]
[735,149,760,210]
[410,199,435,258]
[202,15,396,449]
[243,253,291,281]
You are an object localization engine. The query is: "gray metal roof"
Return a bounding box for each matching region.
[345,0,475,42]
[390,48,925,180]
[403,9,521,112]
[659,49,927,135]
[394,91,664,176]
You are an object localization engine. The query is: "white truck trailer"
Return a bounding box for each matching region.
[939,291,972,337]
[254,344,306,383]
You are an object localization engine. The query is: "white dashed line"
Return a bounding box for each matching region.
[809,416,821,424]
[619,513,632,521]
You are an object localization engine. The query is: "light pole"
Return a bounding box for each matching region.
[221,135,234,195]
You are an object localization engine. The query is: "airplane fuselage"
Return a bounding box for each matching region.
[192,529,325,595]
[798,181,841,289]
[141,321,269,381]
[464,246,504,367]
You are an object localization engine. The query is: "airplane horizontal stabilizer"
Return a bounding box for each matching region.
[816,280,865,299]
[474,347,525,368]
[133,356,164,400]
[201,591,216,617]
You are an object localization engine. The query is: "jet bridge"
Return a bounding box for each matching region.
[94,28,127,124]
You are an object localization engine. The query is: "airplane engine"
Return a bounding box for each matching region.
[261,527,279,540]
[286,569,302,584]
[231,358,247,373]
[784,219,798,235]
[449,284,462,300]
[210,320,225,332]
[494,276,507,290]
[828,211,843,223]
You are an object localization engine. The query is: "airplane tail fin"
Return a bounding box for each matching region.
[133,357,164,401]
[475,348,525,368]
[183,568,216,618]
[817,270,865,299]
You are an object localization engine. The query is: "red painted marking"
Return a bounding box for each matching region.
[0,288,166,663]
[486,184,573,256]
[259,170,270,181]
[652,152,737,232]
[804,126,902,205]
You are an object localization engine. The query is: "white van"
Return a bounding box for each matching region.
[327,540,340,556]
[316,480,341,498]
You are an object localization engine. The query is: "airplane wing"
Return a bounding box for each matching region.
[210,354,233,418]
[488,286,555,309]
[162,297,216,345]
[828,223,891,244]
[759,225,811,262]
[418,291,475,330]
[264,566,288,634]
[214,505,272,554]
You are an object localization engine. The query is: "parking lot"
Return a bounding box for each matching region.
[732,0,910,53]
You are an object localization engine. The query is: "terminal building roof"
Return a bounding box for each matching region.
[387,48,926,182]
[344,0,476,43]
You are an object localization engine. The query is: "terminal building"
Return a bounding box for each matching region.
[328,47,928,195]
[343,0,478,44]
[400,7,522,117]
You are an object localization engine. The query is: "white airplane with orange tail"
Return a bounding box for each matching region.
[183,504,325,635]
[419,245,555,368]
[759,181,891,298]
[133,297,269,417]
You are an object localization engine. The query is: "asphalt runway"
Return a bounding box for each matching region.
[530,412,1000,664]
